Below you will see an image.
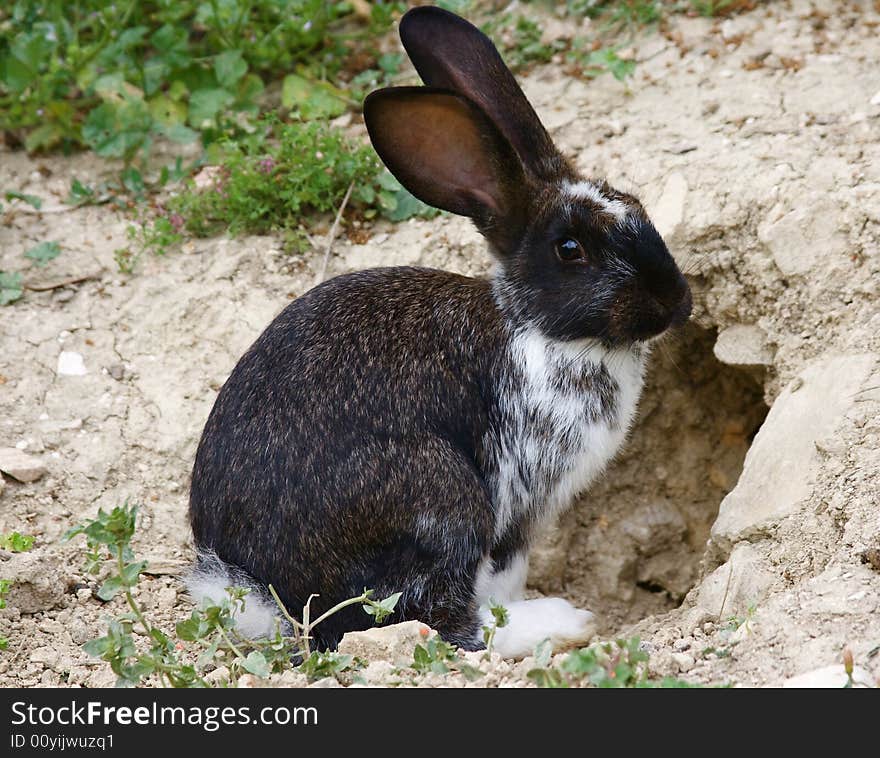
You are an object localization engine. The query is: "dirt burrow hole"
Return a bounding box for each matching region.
[529,324,770,633]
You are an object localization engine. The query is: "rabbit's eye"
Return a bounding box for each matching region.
[555,238,586,262]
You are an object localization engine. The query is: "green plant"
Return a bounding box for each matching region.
[411,635,460,675]
[688,0,742,17]
[298,650,358,683]
[488,15,567,71]
[24,241,61,267]
[4,190,41,209]
[0,532,35,552]
[527,637,705,688]
[0,0,406,187]
[168,118,434,238]
[0,579,11,650]
[64,503,401,687]
[481,599,510,657]
[0,272,24,305]
[569,45,637,81]
[114,214,184,274]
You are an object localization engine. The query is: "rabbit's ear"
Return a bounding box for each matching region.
[364,87,527,229]
[399,6,567,181]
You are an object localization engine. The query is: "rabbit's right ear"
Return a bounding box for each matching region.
[399,6,568,182]
[364,87,528,248]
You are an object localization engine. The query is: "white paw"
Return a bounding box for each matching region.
[480,597,596,660]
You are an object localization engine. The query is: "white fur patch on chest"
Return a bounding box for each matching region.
[486,326,646,543]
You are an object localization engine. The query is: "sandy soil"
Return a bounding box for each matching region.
[1,0,879,688]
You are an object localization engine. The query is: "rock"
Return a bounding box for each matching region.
[337,620,431,665]
[713,325,774,367]
[68,618,93,646]
[711,353,877,549]
[3,551,69,613]
[871,90,880,106]
[0,472,4,497]
[141,558,188,576]
[87,666,118,688]
[205,666,230,685]
[696,544,776,618]
[308,676,342,688]
[0,447,47,483]
[30,646,63,672]
[651,171,688,242]
[237,674,262,688]
[360,660,397,686]
[782,664,874,688]
[271,669,308,688]
[57,351,87,376]
[758,199,847,276]
[671,652,695,673]
[664,142,698,155]
[155,586,178,611]
[621,500,686,548]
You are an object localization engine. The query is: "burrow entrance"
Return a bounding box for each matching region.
[528,323,770,633]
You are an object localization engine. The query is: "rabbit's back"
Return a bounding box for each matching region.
[189,266,506,640]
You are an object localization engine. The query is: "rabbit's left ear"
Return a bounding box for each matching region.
[399,6,568,182]
[364,86,528,242]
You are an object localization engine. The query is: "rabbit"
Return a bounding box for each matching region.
[187,6,692,659]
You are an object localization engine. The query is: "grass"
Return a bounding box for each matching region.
[63,503,402,687]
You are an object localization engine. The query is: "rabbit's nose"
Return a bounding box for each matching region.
[670,283,692,328]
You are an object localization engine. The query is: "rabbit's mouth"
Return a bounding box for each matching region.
[609,283,692,345]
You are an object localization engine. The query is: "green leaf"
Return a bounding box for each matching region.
[487,598,509,628]
[363,591,402,624]
[25,241,61,267]
[214,50,248,89]
[0,272,24,306]
[456,662,484,681]
[121,167,145,196]
[97,576,124,601]
[120,560,147,587]
[1,55,33,93]
[157,122,199,144]
[298,651,355,682]
[534,638,554,668]
[82,636,113,658]
[188,88,234,128]
[5,191,42,209]
[527,667,568,688]
[281,74,347,120]
[67,179,95,206]
[0,532,35,552]
[241,651,270,678]
[377,53,403,74]
[196,639,221,670]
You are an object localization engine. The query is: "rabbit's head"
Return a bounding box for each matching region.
[364,7,691,346]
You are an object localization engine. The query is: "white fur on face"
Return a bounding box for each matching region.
[479,597,595,659]
[562,180,630,222]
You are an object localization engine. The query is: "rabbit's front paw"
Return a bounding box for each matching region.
[483,597,596,659]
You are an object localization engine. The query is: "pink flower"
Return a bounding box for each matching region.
[257,156,276,174]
